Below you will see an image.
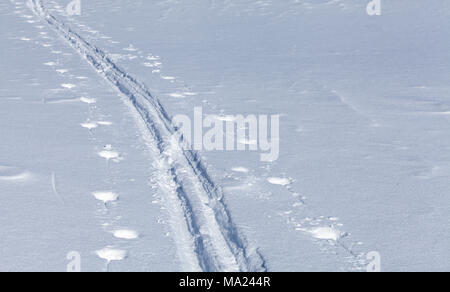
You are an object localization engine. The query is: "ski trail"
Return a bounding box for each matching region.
[28,0,266,272]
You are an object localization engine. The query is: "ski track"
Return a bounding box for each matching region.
[27,0,266,272]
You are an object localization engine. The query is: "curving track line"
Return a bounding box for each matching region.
[28,0,266,272]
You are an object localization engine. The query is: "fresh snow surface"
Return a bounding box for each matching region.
[1,0,450,272]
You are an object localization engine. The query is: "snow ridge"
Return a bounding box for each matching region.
[28,0,266,272]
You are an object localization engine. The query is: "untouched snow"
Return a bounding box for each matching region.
[1,0,450,272]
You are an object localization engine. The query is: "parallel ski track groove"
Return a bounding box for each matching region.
[28,0,266,272]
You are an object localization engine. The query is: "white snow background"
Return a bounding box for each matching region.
[1,0,450,271]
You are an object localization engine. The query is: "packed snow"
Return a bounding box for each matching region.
[1,0,450,272]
